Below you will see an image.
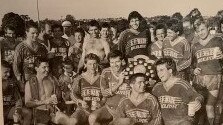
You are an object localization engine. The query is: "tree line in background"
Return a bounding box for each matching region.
[1,9,223,37]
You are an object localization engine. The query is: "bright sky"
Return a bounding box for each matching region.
[1,0,223,24]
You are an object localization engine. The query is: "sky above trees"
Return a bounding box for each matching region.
[1,0,223,24]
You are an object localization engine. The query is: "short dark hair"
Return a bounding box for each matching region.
[40,22,51,32]
[74,27,85,38]
[155,57,177,76]
[1,60,11,69]
[52,24,63,32]
[62,59,73,67]
[154,23,167,37]
[25,21,38,32]
[128,11,143,23]
[89,20,101,30]
[194,20,209,31]
[107,50,123,62]
[110,21,118,29]
[101,22,110,29]
[166,18,183,36]
[4,25,15,33]
[129,73,147,84]
[34,58,49,68]
[84,53,100,64]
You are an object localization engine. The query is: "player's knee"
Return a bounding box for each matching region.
[22,108,32,119]
[69,118,78,125]
[207,91,218,106]
[89,113,98,123]
[206,105,215,118]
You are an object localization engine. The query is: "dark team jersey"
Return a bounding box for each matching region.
[150,41,163,59]
[152,79,203,122]
[100,67,131,97]
[116,93,162,125]
[163,36,191,71]
[192,36,223,75]
[58,72,77,101]
[50,37,69,57]
[2,79,21,108]
[72,74,104,112]
[0,37,21,63]
[118,29,151,58]
[13,41,48,81]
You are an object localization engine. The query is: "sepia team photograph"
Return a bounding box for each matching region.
[1,0,223,124]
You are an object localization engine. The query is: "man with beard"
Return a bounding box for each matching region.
[152,58,203,125]
[1,25,21,64]
[13,22,48,92]
[118,11,151,58]
[192,20,223,125]
[88,50,130,125]
[38,22,53,52]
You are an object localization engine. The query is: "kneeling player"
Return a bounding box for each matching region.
[152,58,203,125]
[89,50,130,125]
[70,53,105,125]
[112,73,162,125]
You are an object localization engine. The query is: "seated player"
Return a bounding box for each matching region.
[152,58,203,125]
[112,73,162,125]
[25,58,61,125]
[2,60,32,125]
[88,50,130,125]
[70,53,105,125]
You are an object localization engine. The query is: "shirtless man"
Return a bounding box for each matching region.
[25,58,60,125]
[78,20,110,73]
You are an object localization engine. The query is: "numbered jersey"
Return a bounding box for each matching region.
[192,36,223,75]
[117,93,161,125]
[152,79,202,121]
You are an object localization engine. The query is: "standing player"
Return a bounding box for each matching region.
[88,50,130,125]
[50,24,70,78]
[150,23,166,59]
[78,20,110,73]
[163,18,191,80]
[1,25,20,64]
[118,11,151,58]
[13,21,48,92]
[71,53,105,125]
[68,28,85,71]
[113,73,162,125]
[192,20,223,125]
[152,58,203,125]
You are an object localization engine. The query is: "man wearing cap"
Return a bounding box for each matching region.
[62,20,76,46]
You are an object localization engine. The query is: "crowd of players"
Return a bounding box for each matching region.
[1,8,223,125]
